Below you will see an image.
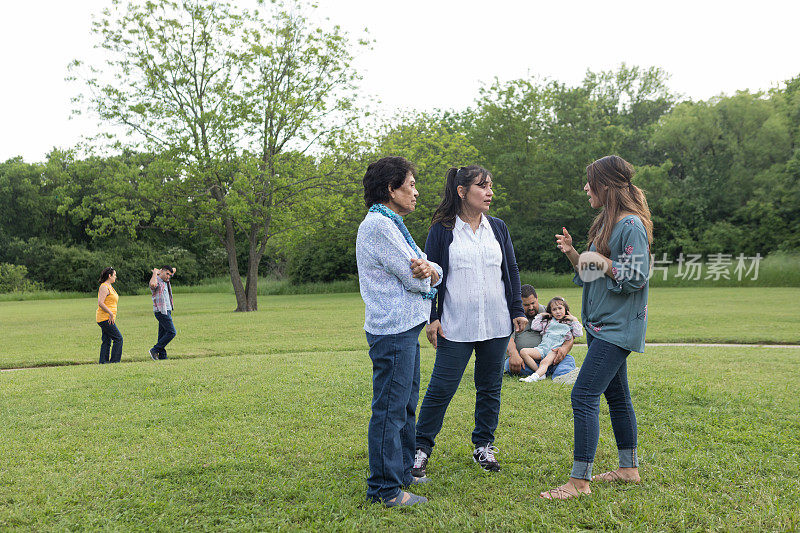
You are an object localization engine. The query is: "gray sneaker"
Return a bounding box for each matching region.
[553,367,580,385]
[384,491,427,507]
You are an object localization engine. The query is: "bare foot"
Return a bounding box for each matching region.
[592,468,641,483]
[540,480,591,500]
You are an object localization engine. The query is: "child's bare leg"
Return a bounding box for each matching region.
[536,350,558,377]
[519,348,541,371]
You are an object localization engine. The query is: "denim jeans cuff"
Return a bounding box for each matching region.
[570,460,593,480]
[618,448,638,468]
[416,444,432,456]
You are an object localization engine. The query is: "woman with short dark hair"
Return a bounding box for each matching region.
[543,155,652,499]
[96,267,123,363]
[356,156,443,507]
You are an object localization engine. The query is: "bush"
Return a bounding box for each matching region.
[286,237,356,284]
[197,247,228,278]
[2,238,201,293]
[511,226,576,273]
[285,220,358,284]
[0,263,40,293]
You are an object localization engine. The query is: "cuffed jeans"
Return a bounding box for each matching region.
[503,353,577,378]
[570,332,638,480]
[415,335,510,454]
[97,321,123,363]
[153,311,176,359]
[365,322,424,503]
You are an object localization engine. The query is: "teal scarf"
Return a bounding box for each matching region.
[369,204,437,300]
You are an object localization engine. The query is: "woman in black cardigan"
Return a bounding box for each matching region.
[412,165,527,478]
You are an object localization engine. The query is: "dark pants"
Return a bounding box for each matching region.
[97,320,123,363]
[364,322,424,503]
[415,335,510,454]
[570,332,638,480]
[153,311,176,359]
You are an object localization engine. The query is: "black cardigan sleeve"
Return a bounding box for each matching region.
[425,225,444,323]
[498,219,525,320]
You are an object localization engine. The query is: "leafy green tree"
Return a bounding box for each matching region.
[0,263,40,293]
[465,65,676,270]
[281,113,481,282]
[650,89,795,255]
[0,157,69,243]
[43,149,173,242]
[71,0,367,310]
[374,113,482,244]
[582,64,675,164]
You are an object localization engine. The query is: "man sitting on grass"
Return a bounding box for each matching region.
[504,284,580,384]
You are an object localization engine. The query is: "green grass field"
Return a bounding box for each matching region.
[2,252,798,305]
[1,288,799,369]
[2,289,799,530]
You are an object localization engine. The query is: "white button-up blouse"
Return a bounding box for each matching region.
[440,214,512,342]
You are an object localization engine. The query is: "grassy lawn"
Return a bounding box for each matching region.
[1,344,798,531]
[1,287,800,369]
[1,289,799,530]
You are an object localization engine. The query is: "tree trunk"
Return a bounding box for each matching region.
[245,223,260,311]
[245,252,260,311]
[244,221,270,311]
[221,216,251,312]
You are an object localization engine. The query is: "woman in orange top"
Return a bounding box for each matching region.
[97,267,123,363]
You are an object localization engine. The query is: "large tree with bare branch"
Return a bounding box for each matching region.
[71,0,366,310]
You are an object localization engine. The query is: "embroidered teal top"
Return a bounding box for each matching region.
[573,215,650,353]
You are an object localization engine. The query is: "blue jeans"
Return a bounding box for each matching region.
[97,320,123,363]
[365,322,424,503]
[570,332,638,480]
[503,353,577,378]
[153,311,176,359]
[415,335,510,454]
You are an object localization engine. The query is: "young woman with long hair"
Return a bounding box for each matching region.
[544,155,652,499]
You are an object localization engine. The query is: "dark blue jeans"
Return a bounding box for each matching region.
[503,353,577,378]
[570,332,638,480]
[365,322,424,503]
[415,335,510,454]
[153,311,176,359]
[97,320,123,363]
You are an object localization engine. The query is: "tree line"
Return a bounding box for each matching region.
[2,0,798,309]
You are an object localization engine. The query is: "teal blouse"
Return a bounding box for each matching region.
[573,215,650,353]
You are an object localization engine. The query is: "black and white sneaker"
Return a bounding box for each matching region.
[473,444,501,472]
[411,449,429,478]
[149,348,159,361]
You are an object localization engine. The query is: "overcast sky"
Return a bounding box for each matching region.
[2,0,799,162]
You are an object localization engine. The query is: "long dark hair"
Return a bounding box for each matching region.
[586,155,653,257]
[545,296,572,324]
[430,165,491,229]
[99,267,115,284]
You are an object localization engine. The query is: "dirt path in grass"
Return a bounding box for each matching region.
[647,343,800,348]
[3,343,800,372]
